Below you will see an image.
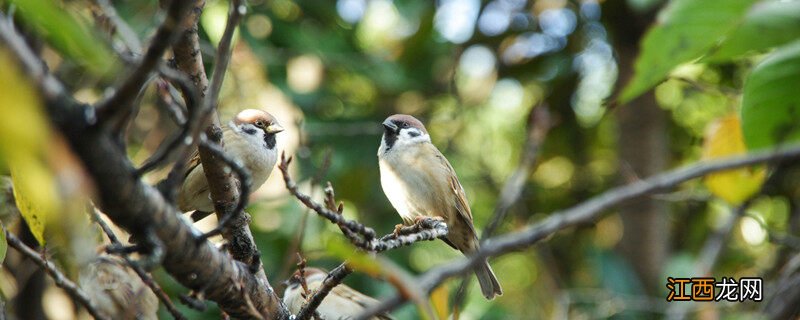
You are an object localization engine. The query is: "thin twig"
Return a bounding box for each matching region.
[95,0,193,121]
[91,209,188,320]
[278,149,333,281]
[203,0,244,112]
[453,105,550,312]
[664,200,752,320]
[279,153,377,241]
[280,151,449,318]
[155,78,188,125]
[672,76,739,98]
[296,254,310,296]
[483,105,551,238]
[374,218,449,253]
[356,144,800,319]
[5,231,110,320]
[295,263,353,320]
[135,66,202,176]
[90,0,142,55]
[279,153,449,253]
[666,176,773,320]
[0,12,67,101]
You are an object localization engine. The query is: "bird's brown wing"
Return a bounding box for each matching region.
[432,148,476,236]
[184,149,201,179]
[332,284,377,308]
[331,285,395,320]
[176,149,207,212]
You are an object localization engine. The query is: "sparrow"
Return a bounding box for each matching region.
[79,256,159,319]
[377,114,502,299]
[283,268,393,320]
[177,109,283,220]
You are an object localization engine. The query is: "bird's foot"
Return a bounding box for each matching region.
[393,224,405,236]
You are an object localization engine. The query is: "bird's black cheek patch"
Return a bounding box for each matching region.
[407,130,420,138]
[383,133,397,152]
[264,134,277,149]
[243,127,257,135]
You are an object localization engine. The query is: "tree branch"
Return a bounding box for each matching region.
[280,152,449,317]
[204,0,243,112]
[95,0,192,122]
[90,0,143,55]
[0,9,288,319]
[134,66,202,176]
[194,136,253,249]
[483,105,551,239]
[357,144,800,318]
[168,0,209,103]
[279,154,377,242]
[296,263,353,320]
[5,231,109,320]
[279,153,449,253]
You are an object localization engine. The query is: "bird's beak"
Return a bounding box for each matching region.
[265,124,284,134]
[382,120,398,133]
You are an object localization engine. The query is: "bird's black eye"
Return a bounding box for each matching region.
[402,122,409,128]
[255,121,264,127]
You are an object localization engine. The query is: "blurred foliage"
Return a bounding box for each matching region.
[742,41,800,150]
[7,0,116,76]
[2,0,800,319]
[0,48,55,246]
[620,0,756,102]
[704,0,800,62]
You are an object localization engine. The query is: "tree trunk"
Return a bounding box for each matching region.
[606,0,670,294]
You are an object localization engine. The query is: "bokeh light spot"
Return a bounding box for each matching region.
[287,55,324,94]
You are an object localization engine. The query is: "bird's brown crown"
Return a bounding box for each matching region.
[233,109,279,127]
[385,114,427,134]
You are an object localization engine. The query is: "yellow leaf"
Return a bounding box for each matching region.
[430,284,450,320]
[9,158,57,245]
[0,50,49,157]
[703,114,766,204]
[0,49,58,245]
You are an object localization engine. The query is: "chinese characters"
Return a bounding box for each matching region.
[666,277,762,302]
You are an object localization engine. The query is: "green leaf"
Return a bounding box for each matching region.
[620,0,756,103]
[741,41,800,150]
[707,0,800,62]
[0,225,6,265]
[9,0,116,76]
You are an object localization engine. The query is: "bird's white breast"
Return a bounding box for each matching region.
[379,160,415,222]
[379,146,444,223]
[224,132,277,190]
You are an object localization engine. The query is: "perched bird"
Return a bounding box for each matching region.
[377,114,502,299]
[283,268,393,320]
[178,109,283,219]
[79,256,159,319]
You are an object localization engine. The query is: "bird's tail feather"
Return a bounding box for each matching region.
[474,259,502,299]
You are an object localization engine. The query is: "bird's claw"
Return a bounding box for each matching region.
[393,224,405,236]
